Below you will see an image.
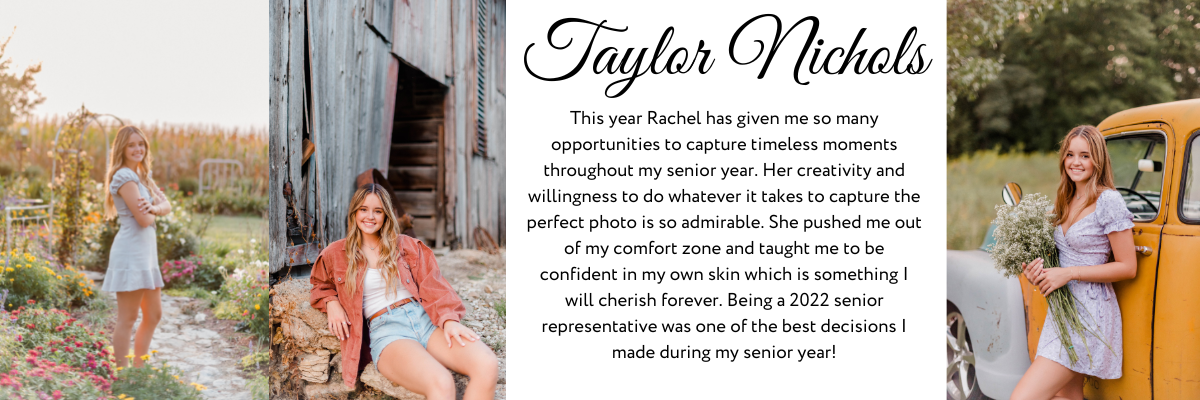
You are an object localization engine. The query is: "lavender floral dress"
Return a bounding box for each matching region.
[1036,189,1134,378]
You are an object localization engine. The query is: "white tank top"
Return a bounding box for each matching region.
[362,268,414,316]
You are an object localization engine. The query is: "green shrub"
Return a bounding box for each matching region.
[249,290,269,342]
[9,304,114,378]
[192,191,266,216]
[240,351,269,371]
[248,372,268,400]
[20,165,44,180]
[110,358,205,400]
[177,178,198,196]
[0,353,113,400]
[0,252,90,309]
[186,254,225,292]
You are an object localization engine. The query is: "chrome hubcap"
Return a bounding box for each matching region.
[947,311,977,400]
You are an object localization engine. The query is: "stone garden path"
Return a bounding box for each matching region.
[89,272,256,400]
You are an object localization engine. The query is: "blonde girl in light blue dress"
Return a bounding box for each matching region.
[101,125,173,368]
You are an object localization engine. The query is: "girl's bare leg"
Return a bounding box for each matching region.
[133,288,162,367]
[376,339,458,400]
[426,327,499,400]
[113,289,146,368]
[1011,356,1084,400]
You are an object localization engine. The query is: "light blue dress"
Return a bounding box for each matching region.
[101,167,164,292]
[1037,189,1134,379]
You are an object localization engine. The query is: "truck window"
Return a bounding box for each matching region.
[1106,134,1166,221]
[1183,132,1200,222]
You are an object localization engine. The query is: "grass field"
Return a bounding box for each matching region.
[203,215,267,247]
[947,150,1060,250]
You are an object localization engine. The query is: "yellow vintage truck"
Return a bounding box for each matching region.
[947,98,1200,399]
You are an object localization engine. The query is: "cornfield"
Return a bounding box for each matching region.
[1,115,267,194]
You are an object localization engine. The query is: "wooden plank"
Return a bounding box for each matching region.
[269,0,288,273]
[393,119,442,142]
[392,0,450,81]
[393,191,436,216]
[390,143,438,165]
[411,216,436,244]
[285,242,323,267]
[380,57,400,174]
[435,123,445,247]
[388,166,437,190]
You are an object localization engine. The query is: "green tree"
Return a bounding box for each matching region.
[949,0,1197,155]
[947,0,1061,114]
[0,31,44,131]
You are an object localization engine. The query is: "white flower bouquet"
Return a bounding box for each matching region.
[989,193,1091,365]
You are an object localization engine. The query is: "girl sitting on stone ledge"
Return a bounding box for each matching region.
[310,184,498,400]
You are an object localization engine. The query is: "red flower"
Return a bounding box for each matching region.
[26,299,34,305]
[55,326,64,332]
[25,324,34,329]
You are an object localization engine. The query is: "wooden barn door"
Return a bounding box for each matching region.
[388,60,447,245]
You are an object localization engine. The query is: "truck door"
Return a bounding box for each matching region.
[1154,127,1200,399]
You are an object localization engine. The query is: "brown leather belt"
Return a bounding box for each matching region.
[368,298,416,323]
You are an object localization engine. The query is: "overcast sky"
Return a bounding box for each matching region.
[0,1,266,130]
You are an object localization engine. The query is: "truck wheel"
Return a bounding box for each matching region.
[947,304,982,400]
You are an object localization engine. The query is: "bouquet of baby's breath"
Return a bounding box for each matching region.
[989,193,1090,365]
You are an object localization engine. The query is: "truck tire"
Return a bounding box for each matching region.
[948,302,984,400]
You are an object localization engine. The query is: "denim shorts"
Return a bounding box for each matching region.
[368,300,438,362]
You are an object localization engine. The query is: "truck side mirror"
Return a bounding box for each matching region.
[1002,182,1023,206]
[1137,159,1162,172]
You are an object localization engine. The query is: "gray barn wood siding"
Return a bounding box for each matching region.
[270,0,505,274]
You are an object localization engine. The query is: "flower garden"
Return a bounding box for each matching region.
[0,118,269,400]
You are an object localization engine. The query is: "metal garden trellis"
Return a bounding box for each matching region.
[2,109,126,268]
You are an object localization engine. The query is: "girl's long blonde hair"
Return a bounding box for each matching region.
[343,184,403,296]
[104,126,162,219]
[1052,125,1116,226]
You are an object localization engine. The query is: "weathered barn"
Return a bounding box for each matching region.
[269,0,506,275]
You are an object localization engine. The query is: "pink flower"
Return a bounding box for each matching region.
[26,299,34,305]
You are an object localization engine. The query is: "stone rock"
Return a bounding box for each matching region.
[272,280,343,353]
[303,379,355,400]
[195,366,222,385]
[195,313,206,323]
[299,350,332,383]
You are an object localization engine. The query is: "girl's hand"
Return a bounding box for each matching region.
[1021,258,1044,287]
[1033,267,1074,294]
[137,197,154,215]
[442,320,480,348]
[326,300,351,341]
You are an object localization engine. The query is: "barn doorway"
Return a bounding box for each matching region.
[388,60,447,246]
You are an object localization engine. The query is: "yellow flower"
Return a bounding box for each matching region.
[118,395,127,399]
[140,354,150,361]
[116,367,124,371]
[125,354,134,359]
[152,350,159,354]
[5,268,11,272]
[174,375,180,379]
[255,304,260,310]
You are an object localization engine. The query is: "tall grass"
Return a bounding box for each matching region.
[1,115,266,194]
[947,149,1060,250]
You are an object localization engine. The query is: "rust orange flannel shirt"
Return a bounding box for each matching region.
[309,235,466,387]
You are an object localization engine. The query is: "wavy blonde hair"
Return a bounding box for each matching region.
[104,126,161,219]
[343,184,403,296]
[1053,125,1116,226]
